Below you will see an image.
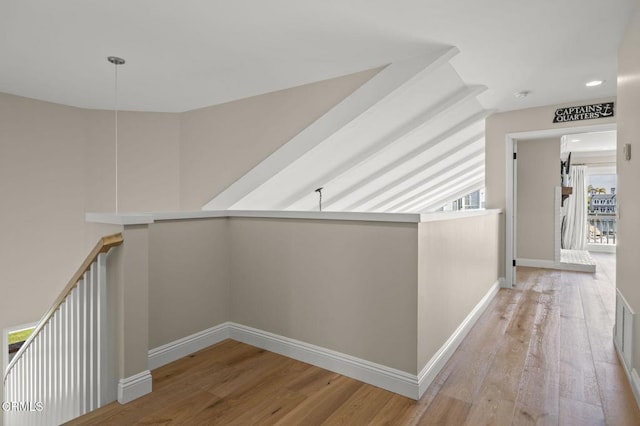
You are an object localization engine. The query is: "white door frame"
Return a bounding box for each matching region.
[504,122,616,288]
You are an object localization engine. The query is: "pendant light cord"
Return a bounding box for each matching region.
[108,56,125,214]
[114,62,119,214]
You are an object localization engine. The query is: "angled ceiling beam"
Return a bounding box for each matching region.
[280,84,487,210]
[321,108,490,211]
[398,169,485,213]
[340,130,484,211]
[202,46,460,210]
[387,164,484,212]
[415,179,486,212]
[362,146,484,212]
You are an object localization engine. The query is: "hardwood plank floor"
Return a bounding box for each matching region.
[68,253,640,425]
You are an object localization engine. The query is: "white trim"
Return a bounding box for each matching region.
[614,288,638,409]
[515,258,595,273]
[417,279,500,397]
[504,120,617,290]
[227,323,420,399]
[587,244,616,253]
[87,209,504,226]
[554,186,562,263]
[614,337,640,409]
[88,210,422,225]
[85,212,154,225]
[117,370,152,404]
[418,209,502,223]
[515,258,558,269]
[145,279,501,400]
[631,369,640,409]
[505,135,515,288]
[148,323,231,370]
[499,277,509,288]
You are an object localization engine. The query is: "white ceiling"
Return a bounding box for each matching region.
[0,0,632,112]
[2,0,631,213]
[205,48,488,212]
[562,130,617,158]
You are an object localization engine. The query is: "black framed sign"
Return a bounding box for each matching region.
[553,102,614,123]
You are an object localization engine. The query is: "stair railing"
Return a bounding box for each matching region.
[3,233,123,425]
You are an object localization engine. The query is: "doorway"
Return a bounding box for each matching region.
[504,123,616,287]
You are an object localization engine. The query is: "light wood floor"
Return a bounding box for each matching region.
[69,253,640,425]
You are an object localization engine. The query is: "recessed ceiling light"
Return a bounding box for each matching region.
[585,80,604,87]
[514,90,531,98]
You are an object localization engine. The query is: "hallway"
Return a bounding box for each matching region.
[416,253,639,424]
[70,253,640,425]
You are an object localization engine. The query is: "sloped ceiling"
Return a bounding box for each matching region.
[2,1,632,213]
[204,48,489,212]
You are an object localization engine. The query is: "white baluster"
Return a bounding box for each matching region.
[80,272,89,413]
[69,286,77,419]
[4,240,119,424]
[97,254,108,405]
[87,263,96,410]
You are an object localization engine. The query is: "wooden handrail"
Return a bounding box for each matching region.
[4,233,123,381]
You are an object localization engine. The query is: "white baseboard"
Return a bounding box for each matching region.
[516,258,595,273]
[614,288,639,409]
[417,279,500,398]
[148,323,231,370]
[614,340,640,409]
[227,323,420,399]
[145,279,500,400]
[118,370,152,404]
[587,244,616,253]
[632,369,640,409]
[516,258,558,269]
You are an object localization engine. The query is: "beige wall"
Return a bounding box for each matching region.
[0,69,378,351]
[0,94,89,334]
[178,68,381,209]
[107,225,151,379]
[516,138,560,261]
[417,214,500,370]
[84,110,181,214]
[139,213,500,377]
[617,0,640,371]
[148,219,231,348]
[229,218,419,373]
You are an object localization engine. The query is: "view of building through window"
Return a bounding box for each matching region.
[587,174,617,213]
[587,173,617,245]
[439,189,485,212]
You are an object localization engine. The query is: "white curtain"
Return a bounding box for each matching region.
[563,165,587,250]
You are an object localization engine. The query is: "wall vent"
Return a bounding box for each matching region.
[615,288,635,370]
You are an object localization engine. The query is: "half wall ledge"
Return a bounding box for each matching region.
[85,208,503,401]
[86,208,502,225]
